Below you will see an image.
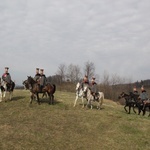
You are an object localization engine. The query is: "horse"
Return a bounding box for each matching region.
[0,80,15,102]
[85,85,104,110]
[118,92,145,115]
[22,79,47,99]
[26,76,56,105]
[73,82,88,108]
[118,92,137,114]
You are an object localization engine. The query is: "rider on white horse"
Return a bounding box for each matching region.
[90,76,99,100]
[81,75,89,97]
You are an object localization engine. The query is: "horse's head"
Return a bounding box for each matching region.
[82,84,89,97]
[76,82,81,91]
[27,76,34,84]
[26,76,36,90]
[118,92,126,99]
[22,80,29,90]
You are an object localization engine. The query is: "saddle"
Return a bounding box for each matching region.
[91,92,99,101]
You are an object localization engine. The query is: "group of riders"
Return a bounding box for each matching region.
[0,67,47,92]
[133,85,150,105]
[1,67,150,104]
[80,75,99,100]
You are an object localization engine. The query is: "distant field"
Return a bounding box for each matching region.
[0,89,150,150]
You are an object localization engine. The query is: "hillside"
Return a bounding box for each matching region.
[0,89,149,150]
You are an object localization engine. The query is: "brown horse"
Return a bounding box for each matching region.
[26,76,56,105]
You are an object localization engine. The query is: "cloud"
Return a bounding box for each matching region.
[0,0,150,84]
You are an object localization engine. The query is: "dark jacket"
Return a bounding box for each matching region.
[140,91,148,101]
[90,82,98,94]
[2,73,11,84]
[34,73,40,82]
[39,74,47,86]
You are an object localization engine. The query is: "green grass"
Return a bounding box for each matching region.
[0,89,150,150]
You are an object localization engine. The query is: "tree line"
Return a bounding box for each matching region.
[18,60,149,102]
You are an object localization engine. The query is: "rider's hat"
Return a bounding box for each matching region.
[5,67,9,70]
[40,69,44,72]
[36,68,39,70]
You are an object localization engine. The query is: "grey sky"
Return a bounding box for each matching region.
[0,0,150,85]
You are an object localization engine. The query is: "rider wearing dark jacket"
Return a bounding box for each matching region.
[34,68,40,82]
[2,67,12,90]
[39,69,47,91]
[2,67,11,84]
[139,86,148,102]
[90,77,99,100]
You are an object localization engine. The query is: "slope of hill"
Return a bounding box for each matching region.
[0,89,149,150]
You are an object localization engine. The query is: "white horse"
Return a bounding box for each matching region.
[85,86,104,110]
[73,82,88,108]
[0,80,15,102]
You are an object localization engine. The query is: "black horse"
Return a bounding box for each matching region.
[118,92,139,114]
[26,76,56,105]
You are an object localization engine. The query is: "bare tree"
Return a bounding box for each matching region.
[83,61,95,79]
[56,63,67,83]
[101,70,110,86]
[67,64,82,83]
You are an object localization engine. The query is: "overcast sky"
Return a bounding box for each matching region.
[0,0,150,85]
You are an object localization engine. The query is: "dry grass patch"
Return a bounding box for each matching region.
[0,89,149,150]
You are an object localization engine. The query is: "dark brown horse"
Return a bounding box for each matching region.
[26,76,56,105]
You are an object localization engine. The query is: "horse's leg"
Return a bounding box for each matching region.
[0,90,2,102]
[128,105,131,114]
[81,97,85,108]
[36,93,40,105]
[3,91,6,102]
[133,104,136,114]
[96,101,100,110]
[9,91,12,100]
[86,99,90,109]
[51,94,54,104]
[30,92,34,104]
[148,106,150,117]
[137,104,141,115]
[99,97,104,110]
[90,100,93,109]
[124,105,128,113]
[142,108,146,116]
[47,92,52,105]
[73,96,78,107]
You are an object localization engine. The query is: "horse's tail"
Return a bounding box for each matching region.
[53,84,56,93]
[11,81,15,91]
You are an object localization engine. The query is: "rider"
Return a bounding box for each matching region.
[34,68,40,82]
[2,67,12,90]
[39,69,47,92]
[133,86,138,94]
[139,86,148,101]
[90,76,99,100]
[81,75,89,89]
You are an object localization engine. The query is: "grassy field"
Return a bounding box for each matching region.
[0,89,150,150]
